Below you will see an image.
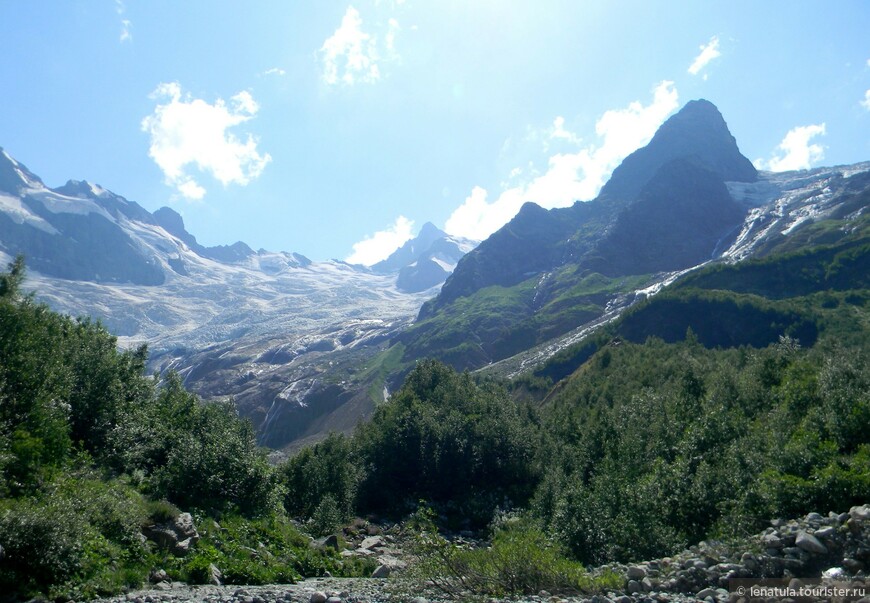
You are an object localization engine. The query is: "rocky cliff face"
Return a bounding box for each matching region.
[429,99,757,316]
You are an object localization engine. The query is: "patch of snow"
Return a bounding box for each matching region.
[0,193,59,234]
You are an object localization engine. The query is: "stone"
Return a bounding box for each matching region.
[795,531,828,554]
[814,526,836,540]
[314,534,339,550]
[208,563,222,586]
[408,598,428,603]
[143,525,179,549]
[696,588,717,599]
[173,513,199,541]
[149,569,169,583]
[359,535,385,550]
[627,565,647,580]
[627,579,642,593]
[326,598,341,603]
[850,505,870,522]
[844,558,865,572]
[371,564,391,578]
[174,537,194,556]
[309,592,327,603]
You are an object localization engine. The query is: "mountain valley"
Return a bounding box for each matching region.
[1,99,868,453]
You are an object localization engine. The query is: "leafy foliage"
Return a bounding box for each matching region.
[0,258,306,599]
[399,507,620,599]
[354,360,540,525]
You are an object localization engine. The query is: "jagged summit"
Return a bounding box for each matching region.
[371,221,477,292]
[0,147,44,193]
[599,99,757,204]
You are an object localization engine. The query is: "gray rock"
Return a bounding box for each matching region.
[408,598,429,603]
[627,580,642,593]
[371,564,391,578]
[174,537,194,556]
[814,526,836,540]
[314,535,339,550]
[309,592,327,603]
[149,569,169,583]
[208,563,222,586]
[143,525,179,549]
[627,565,647,580]
[696,588,717,599]
[173,513,199,541]
[325,598,341,603]
[359,535,385,550]
[795,531,827,554]
[850,505,870,521]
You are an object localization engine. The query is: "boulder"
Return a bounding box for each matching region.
[795,531,827,554]
[309,592,327,603]
[371,564,391,578]
[208,563,222,586]
[314,534,339,550]
[173,513,199,541]
[359,535,385,550]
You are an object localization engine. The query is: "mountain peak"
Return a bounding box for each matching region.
[54,179,106,199]
[0,147,44,193]
[418,221,444,240]
[599,99,757,203]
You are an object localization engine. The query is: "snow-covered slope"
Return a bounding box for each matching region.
[0,147,446,448]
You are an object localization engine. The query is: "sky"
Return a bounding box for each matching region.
[1,1,869,265]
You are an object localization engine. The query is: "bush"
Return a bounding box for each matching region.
[168,513,361,585]
[0,472,150,599]
[400,508,619,598]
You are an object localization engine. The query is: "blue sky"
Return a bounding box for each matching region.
[1,1,869,264]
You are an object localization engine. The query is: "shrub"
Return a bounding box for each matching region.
[400,508,619,598]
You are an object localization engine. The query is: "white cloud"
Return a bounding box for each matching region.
[688,36,721,78]
[141,83,272,200]
[550,116,582,146]
[120,19,132,43]
[320,6,381,85]
[115,0,131,43]
[445,81,680,240]
[755,124,826,172]
[319,6,401,86]
[346,216,414,265]
[262,67,286,77]
[862,89,870,111]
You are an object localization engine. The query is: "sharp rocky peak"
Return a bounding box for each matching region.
[599,98,757,204]
[0,147,44,193]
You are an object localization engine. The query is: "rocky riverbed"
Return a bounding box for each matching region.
[93,505,870,603]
